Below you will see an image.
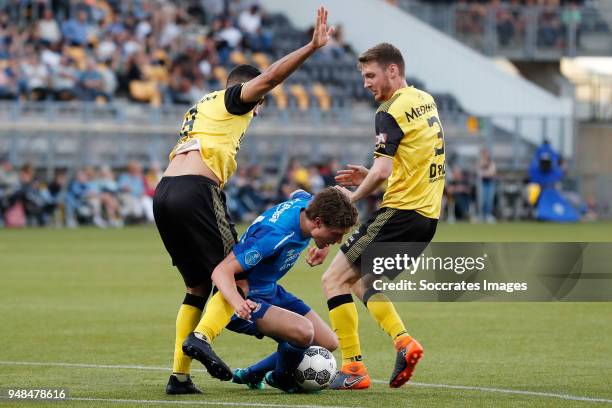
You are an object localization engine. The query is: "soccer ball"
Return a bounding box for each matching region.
[295,346,337,391]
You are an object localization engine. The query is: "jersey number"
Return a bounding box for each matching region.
[179,105,198,138]
[427,116,445,156]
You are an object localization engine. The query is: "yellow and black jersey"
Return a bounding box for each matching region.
[373,86,445,219]
[169,84,258,187]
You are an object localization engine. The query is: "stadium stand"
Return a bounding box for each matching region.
[1,0,607,227]
[394,0,612,58]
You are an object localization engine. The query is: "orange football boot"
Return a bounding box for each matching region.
[329,361,371,390]
[389,337,423,388]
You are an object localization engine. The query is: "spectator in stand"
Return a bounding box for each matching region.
[118,160,151,223]
[0,158,19,227]
[308,164,325,194]
[95,165,123,227]
[65,169,92,228]
[50,55,78,100]
[491,0,515,46]
[562,0,582,48]
[238,4,271,52]
[216,17,242,64]
[78,57,106,101]
[538,0,562,48]
[62,8,90,46]
[11,164,47,226]
[45,169,68,227]
[20,50,50,100]
[97,59,118,100]
[447,165,472,221]
[479,148,497,223]
[0,58,19,100]
[36,8,62,46]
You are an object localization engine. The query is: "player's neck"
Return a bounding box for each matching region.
[383,80,408,101]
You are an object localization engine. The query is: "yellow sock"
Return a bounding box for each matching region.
[173,294,205,375]
[365,292,411,342]
[194,291,234,343]
[328,294,362,365]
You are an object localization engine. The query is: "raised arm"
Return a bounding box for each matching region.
[240,6,334,103]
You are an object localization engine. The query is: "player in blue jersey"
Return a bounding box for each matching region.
[181,187,358,392]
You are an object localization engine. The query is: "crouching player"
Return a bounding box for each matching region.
[182,187,358,391]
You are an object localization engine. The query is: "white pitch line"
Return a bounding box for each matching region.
[373,379,612,404]
[2,361,612,404]
[0,396,353,408]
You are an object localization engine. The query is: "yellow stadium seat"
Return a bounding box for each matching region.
[213,66,228,85]
[252,52,270,70]
[270,85,288,110]
[289,84,309,111]
[230,51,248,66]
[312,83,331,111]
[65,46,87,70]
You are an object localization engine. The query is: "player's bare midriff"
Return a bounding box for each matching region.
[163,150,221,185]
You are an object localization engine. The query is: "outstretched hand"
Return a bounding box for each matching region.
[335,164,369,187]
[311,6,335,49]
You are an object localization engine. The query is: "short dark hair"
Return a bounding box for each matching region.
[305,187,358,230]
[226,64,261,87]
[358,43,405,76]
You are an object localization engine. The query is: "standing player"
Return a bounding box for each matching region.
[199,187,357,392]
[321,43,445,390]
[153,7,335,395]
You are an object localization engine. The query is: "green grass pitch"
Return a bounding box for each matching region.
[1,222,611,407]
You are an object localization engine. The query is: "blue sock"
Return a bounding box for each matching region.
[274,341,308,378]
[247,352,278,380]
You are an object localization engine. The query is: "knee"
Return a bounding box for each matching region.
[321,269,351,298]
[291,319,314,347]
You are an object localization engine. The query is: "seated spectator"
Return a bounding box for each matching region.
[118,161,151,223]
[20,51,50,100]
[308,164,325,194]
[9,164,47,226]
[78,58,107,101]
[65,169,93,228]
[447,165,473,221]
[127,51,163,106]
[51,55,78,100]
[215,18,242,65]
[97,60,118,101]
[0,158,19,227]
[62,9,90,46]
[36,8,62,46]
[44,170,68,227]
[0,58,19,100]
[94,166,122,227]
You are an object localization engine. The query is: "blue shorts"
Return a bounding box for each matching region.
[226,285,311,339]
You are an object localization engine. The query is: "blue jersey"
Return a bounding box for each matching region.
[233,191,313,298]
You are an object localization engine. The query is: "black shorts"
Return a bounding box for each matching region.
[153,175,237,288]
[341,207,438,277]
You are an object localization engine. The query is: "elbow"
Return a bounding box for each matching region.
[211,267,222,287]
[372,166,392,181]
